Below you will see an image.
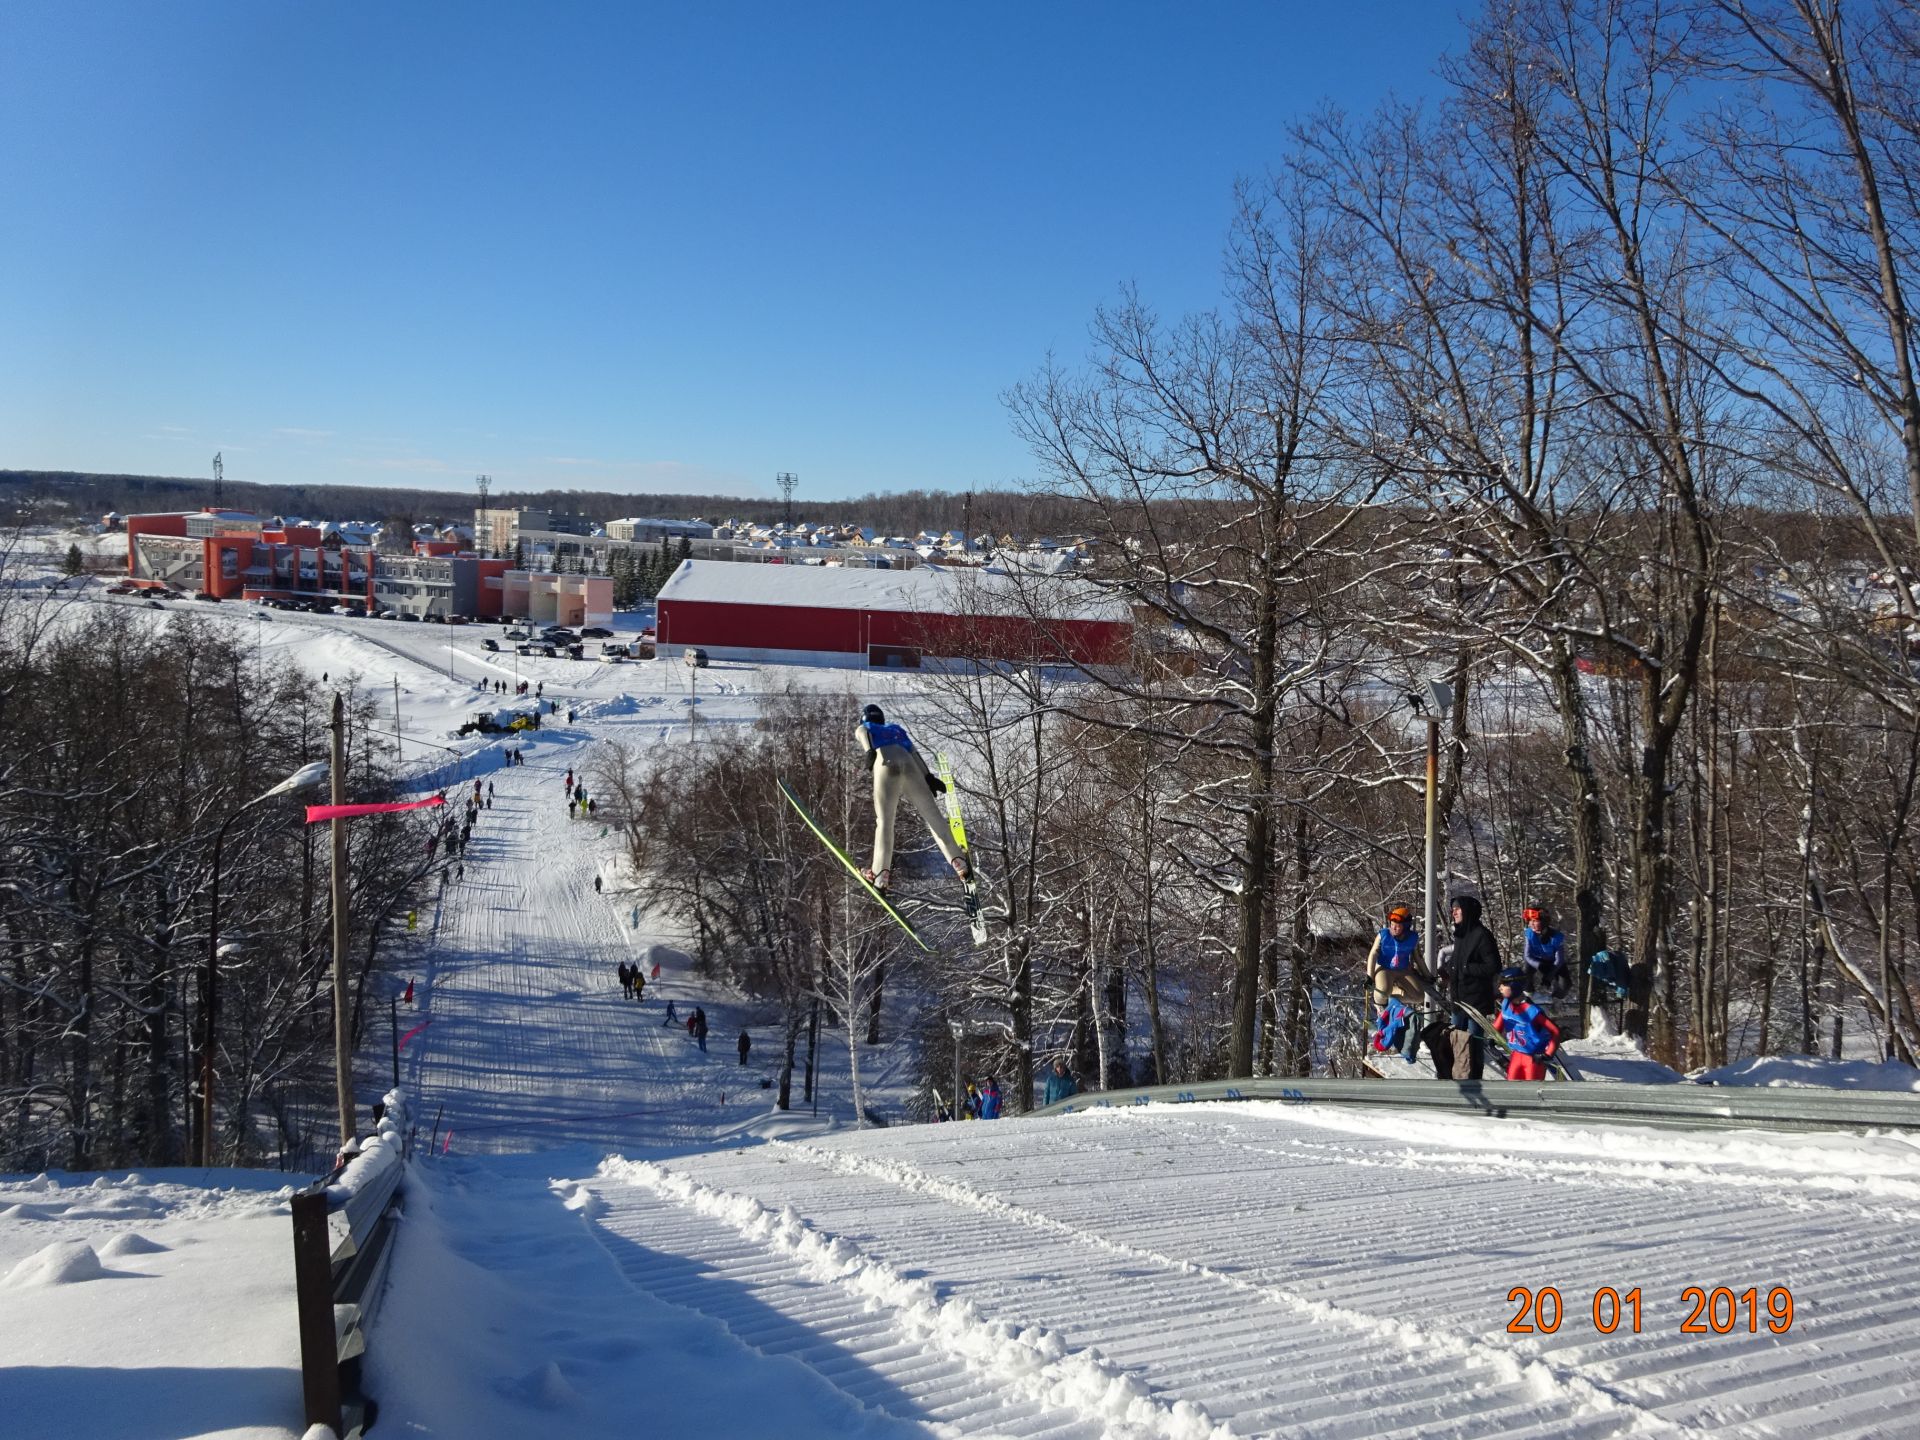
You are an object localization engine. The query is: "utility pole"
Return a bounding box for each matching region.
[777,472,797,529]
[1419,680,1454,983]
[329,693,354,1154]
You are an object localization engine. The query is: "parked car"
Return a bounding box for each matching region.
[398,612,422,623]
[542,626,577,641]
[684,647,709,668]
[481,637,500,651]
[504,628,531,641]
[580,626,613,639]
[145,598,165,609]
[566,643,585,660]
[448,614,470,626]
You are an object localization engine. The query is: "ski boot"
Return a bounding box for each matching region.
[861,866,891,896]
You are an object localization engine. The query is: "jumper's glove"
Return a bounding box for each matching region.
[864,748,879,769]
[927,773,947,795]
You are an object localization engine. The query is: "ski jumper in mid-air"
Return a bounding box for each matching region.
[857,704,969,894]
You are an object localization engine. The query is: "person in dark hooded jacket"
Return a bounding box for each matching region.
[1435,893,1501,1080]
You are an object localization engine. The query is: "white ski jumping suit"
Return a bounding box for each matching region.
[858,718,964,877]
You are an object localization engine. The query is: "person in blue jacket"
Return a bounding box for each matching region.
[1365,905,1425,1061]
[1042,1058,1077,1105]
[1493,969,1563,1081]
[1522,904,1569,996]
[1365,905,1424,1007]
[979,1076,1003,1119]
[856,704,968,895]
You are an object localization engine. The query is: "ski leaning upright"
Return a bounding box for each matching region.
[936,753,988,946]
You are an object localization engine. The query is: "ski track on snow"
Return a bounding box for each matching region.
[691,1114,1916,1440]
[579,1161,1224,1439]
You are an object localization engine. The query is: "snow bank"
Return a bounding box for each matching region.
[1693,1055,1920,1091]
[2,1238,111,1288]
[324,1087,411,1205]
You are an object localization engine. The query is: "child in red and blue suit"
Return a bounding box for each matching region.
[1493,970,1562,1081]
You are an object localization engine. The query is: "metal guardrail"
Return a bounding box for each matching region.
[291,1089,411,1439]
[1033,1076,1920,1133]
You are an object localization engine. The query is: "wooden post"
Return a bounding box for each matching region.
[290,1186,342,1434]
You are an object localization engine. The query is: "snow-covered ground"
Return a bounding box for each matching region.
[5,591,1920,1439]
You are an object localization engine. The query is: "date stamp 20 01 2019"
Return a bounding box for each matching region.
[1506,1286,1795,1336]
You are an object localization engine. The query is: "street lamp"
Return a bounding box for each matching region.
[199,760,331,1166]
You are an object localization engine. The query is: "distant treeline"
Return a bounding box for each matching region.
[1,469,1092,540]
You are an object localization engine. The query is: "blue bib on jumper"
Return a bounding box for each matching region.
[1498,998,1555,1055]
[1375,927,1419,970]
[863,721,915,753]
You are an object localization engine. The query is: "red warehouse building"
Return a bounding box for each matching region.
[655,559,1132,668]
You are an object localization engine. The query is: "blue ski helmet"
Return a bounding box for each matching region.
[1499,967,1527,992]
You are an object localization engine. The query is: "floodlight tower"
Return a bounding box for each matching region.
[777,471,797,529]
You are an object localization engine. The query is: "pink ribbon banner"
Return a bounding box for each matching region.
[305,795,447,824]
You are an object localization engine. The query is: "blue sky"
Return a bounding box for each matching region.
[1,2,1467,501]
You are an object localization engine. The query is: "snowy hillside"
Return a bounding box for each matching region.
[3,589,1919,1439]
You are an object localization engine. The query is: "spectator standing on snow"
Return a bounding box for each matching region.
[633,972,645,1002]
[594,873,603,894]
[1041,1059,1077,1106]
[737,1031,751,1065]
[617,962,632,997]
[694,1009,709,1052]
[1435,894,1501,1080]
[979,1076,1003,1118]
[962,1083,982,1119]
[664,999,677,1026]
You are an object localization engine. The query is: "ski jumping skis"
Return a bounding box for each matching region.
[936,754,988,946]
[775,778,931,952]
